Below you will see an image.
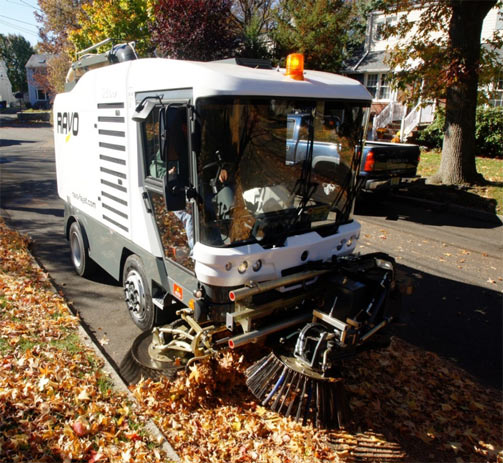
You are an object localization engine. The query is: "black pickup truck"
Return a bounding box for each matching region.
[287,114,420,193]
[359,140,420,192]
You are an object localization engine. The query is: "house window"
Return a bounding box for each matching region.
[37,89,47,101]
[496,11,503,30]
[374,15,397,40]
[365,73,391,100]
[374,21,385,41]
[379,74,390,100]
[489,76,503,107]
[366,74,378,98]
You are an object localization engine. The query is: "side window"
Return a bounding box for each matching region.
[166,107,190,183]
[142,108,163,179]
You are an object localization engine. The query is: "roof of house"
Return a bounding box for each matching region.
[344,51,389,74]
[25,54,54,69]
[345,44,502,75]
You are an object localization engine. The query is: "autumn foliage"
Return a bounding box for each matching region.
[150,0,238,61]
[131,341,503,462]
[0,220,168,462]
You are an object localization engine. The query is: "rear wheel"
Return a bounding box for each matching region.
[69,221,96,278]
[123,254,155,331]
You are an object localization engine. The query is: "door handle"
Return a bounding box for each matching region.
[142,191,152,213]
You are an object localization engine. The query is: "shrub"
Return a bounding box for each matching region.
[416,109,444,149]
[416,106,503,158]
[475,107,503,158]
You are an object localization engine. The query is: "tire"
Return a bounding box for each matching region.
[69,221,96,278]
[123,254,155,331]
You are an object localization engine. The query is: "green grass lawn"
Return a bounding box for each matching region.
[416,150,503,215]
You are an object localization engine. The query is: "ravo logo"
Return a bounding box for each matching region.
[57,112,79,142]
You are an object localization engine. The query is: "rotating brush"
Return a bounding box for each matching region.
[246,351,349,428]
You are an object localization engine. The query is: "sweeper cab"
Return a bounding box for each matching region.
[54,42,401,428]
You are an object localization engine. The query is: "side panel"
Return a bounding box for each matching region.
[55,62,168,282]
[64,203,168,289]
[54,73,100,223]
[95,101,131,235]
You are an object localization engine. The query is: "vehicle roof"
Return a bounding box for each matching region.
[94,58,373,102]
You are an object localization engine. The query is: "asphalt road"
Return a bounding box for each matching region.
[1,115,502,390]
[0,115,143,371]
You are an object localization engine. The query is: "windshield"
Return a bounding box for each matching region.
[196,97,368,248]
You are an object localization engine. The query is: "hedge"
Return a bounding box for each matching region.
[416,106,503,158]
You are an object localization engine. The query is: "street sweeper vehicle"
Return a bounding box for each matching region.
[54,42,401,427]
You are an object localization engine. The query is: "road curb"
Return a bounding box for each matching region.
[393,193,503,225]
[76,324,180,462]
[30,253,180,462]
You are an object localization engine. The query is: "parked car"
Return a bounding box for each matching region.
[287,114,420,192]
[359,140,420,192]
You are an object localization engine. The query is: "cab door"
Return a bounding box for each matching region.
[139,102,195,272]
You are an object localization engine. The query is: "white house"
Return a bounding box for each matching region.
[344,4,503,140]
[346,5,502,105]
[0,60,16,107]
[25,54,53,108]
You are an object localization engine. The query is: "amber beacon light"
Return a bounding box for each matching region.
[285,53,304,80]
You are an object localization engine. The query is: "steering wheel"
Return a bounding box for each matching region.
[202,150,232,193]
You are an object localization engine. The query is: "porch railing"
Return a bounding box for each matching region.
[400,101,436,142]
[371,102,406,140]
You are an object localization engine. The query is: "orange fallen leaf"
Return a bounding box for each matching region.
[72,419,89,437]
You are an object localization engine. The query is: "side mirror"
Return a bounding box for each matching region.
[163,170,187,211]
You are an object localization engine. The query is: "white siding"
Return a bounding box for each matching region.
[370,5,502,53]
[482,7,503,41]
[0,61,15,105]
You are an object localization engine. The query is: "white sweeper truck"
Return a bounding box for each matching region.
[54,40,401,427]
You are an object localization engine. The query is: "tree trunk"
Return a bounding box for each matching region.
[434,0,496,185]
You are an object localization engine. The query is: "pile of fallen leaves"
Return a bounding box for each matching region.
[133,351,340,463]
[0,219,170,462]
[342,340,503,462]
[132,342,502,463]
[1,218,502,463]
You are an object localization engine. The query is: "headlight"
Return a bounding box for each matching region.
[237,261,248,274]
[252,260,262,272]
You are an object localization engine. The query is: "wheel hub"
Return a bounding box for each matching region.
[124,270,146,320]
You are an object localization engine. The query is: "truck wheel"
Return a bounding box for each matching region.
[123,255,155,331]
[69,222,95,278]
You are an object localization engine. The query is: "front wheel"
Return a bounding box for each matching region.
[123,254,155,331]
[69,221,96,278]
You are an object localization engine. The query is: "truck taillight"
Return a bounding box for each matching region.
[363,150,375,172]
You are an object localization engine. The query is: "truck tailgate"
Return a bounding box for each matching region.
[364,141,420,174]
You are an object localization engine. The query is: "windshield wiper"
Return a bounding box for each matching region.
[290,114,318,216]
[270,113,318,247]
[330,144,364,220]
